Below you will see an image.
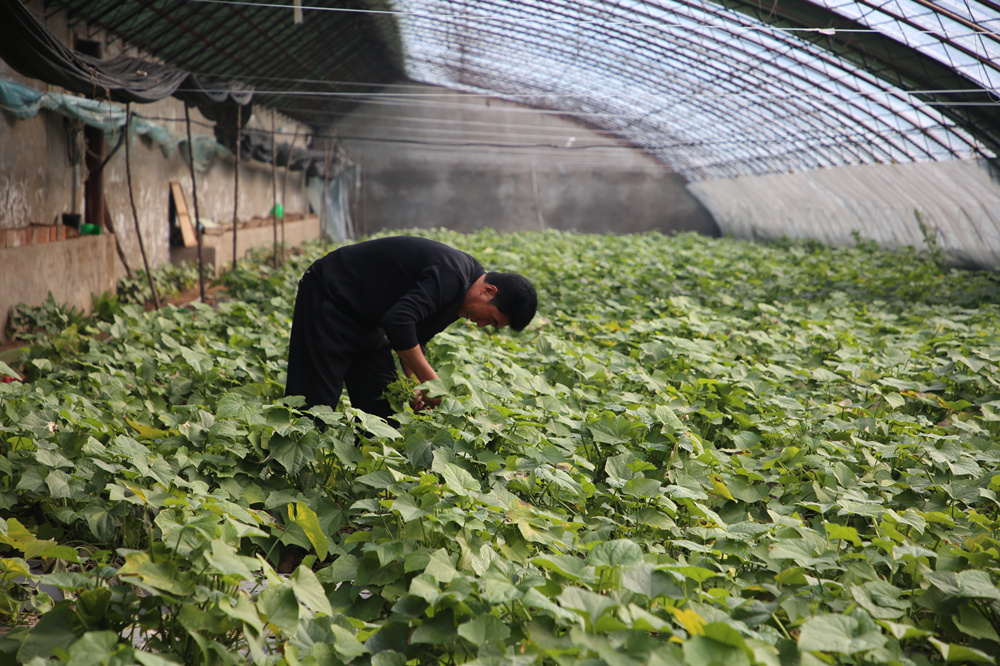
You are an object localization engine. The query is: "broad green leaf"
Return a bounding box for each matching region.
[205,541,259,581]
[588,539,644,568]
[825,523,861,546]
[391,493,426,522]
[375,540,405,568]
[179,604,230,635]
[409,572,442,606]
[118,552,192,596]
[219,594,265,635]
[590,412,635,444]
[620,603,672,632]
[683,633,751,666]
[624,477,662,498]
[269,434,314,474]
[704,621,752,648]
[797,614,886,654]
[876,620,930,641]
[290,565,333,616]
[257,584,300,636]
[928,637,994,663]
[882,392,905,409]
[319,555,358,584]
[954,602,1000,643]
[659,565,721,584]
[134,652,187,666]
[126,417,172,439]
[0,360,18,378]
[424,549,459,584]
[653,404,685,433]
[947,457,982,477]
[438,462,480,496]
[850,581,908,620]
[411,610,459,644]
[458,613,511,647]
[605,453,636,487]
[533,554,596,582]
[355,469,396,489]
[15,603,77,661]
[353,410,401,440]
[216,392,254,419]
[924,570,1000,600]
[330,623,370,661]
[0,558,31,583]
[371,651,407,666]
[892,543,937,561]
[482,567,520,604]
[768,540,821,566]
[558,586,618,627]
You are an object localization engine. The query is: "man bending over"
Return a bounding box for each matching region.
[285,235,537,418]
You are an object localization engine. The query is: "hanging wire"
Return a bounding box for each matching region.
[52,0,1000,179]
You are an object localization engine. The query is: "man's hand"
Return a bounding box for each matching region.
[396,345,442,412]
[411,390,442,413]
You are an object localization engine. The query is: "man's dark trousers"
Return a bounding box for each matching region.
[285,268,398,419]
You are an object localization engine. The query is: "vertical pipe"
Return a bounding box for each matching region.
[232,105,241,271]
[321,139,335,250]
[125,105,159,308]
[184,105,206,302]
[281,129,297,259]
[271,110,279,269]
[531,166,546,230]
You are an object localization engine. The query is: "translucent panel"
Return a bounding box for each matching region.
[391,0,996,180]
[819,0,1000,89]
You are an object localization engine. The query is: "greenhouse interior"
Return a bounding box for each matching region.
[1,0,999,664]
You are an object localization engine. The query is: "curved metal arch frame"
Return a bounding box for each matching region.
[42,0,406,122]
[30,0,1000,180]
[396,0,988,178]
[713,0,1000,155]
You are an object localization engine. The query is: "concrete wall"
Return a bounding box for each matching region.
[328,83,719,237]
[171,214,322,277]
[0,1,317,341]
[688,159,1000,270]
[0,234,118,338]
[91,97,311,273]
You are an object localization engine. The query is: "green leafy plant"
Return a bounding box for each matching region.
[1,229,999,665]
[116,261,209,307]
[6,293,85,340]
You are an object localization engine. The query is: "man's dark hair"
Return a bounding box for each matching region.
[485,272,537,331]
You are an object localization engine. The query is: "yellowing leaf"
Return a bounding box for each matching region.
[126,417,172,439]
[0,518,59,560]
[287,502,328,561]
[671,607,706,635]
[711,475,735,501]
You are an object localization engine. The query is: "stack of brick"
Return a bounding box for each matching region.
[1,225,81,248]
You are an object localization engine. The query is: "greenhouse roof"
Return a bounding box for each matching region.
[32,0,1000,180]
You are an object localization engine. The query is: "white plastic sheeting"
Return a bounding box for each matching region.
[687,159,1000,269]
[390,0,998,181]
[306,163,359,243]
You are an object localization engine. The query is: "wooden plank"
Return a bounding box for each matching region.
[170,181,197,247]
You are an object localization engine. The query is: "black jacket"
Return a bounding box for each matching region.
[311,236,484,350]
